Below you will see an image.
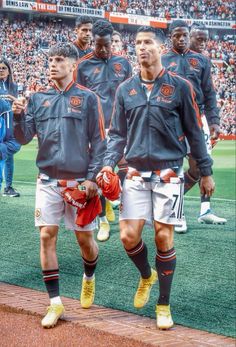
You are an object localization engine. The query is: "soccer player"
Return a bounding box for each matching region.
[100,27,214,330]
[111,31,124,54]
[13,43,106,328]
[190,23,209,54]
[73,15,93,58]
[0,57,21,197]
[162,20,226,233]
[76,19,132,242]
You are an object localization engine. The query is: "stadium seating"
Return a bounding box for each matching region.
[58,0,235,20]
[0,17,234,134]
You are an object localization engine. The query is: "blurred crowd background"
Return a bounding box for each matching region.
[0,1,235,135]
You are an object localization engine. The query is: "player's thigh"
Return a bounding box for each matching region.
[35,181,64,227]
[201,114,212,154]
[152,182,184,226]
[119,179,152,221]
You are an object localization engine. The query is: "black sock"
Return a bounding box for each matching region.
[42,269,59,298]
[125,240,151,279]
[200,194,210,203]
[99,195,106,218]
[156,248,176,305]
[82,255,98,277]
[184,170,199,194]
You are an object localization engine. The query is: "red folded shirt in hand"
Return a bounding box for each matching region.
[61,188,102,227]
[96,170,121,201]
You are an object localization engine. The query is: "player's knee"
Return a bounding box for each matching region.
[155,225,173,250]
[120,225,138,248]
[40,227,57,248]
[76,232,95,251]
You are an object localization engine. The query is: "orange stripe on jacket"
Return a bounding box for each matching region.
[77,51,94,63]
[169,72,202,128]
[73,83,105,140]
[96,96,106,140]
[73,52,95,82]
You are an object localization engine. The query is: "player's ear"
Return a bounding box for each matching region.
[72,61,77,72]
[159,44,165,54]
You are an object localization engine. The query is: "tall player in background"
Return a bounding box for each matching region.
[162,20,226,233]
[73,16,93,58]
[76,20,132,242]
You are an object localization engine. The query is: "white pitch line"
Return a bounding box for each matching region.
[13,180,236,202]
[14,180,36,185]
[186,196,235,203]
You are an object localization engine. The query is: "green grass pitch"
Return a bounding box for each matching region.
[0,140,235,337]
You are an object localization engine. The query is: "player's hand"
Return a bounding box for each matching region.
[81,180,98,199]
[0,94,17,103]
[100,166,113,173]
[12,97,27,116]
[209,124,220,140]
[200,176,215,197]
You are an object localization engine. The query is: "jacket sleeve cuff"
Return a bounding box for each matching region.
[103,159,116,169]
[206,115,220,126]
[199,167,213,177]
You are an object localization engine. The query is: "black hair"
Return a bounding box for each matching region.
[136,26,166,43]
[48,43,79,61]
[92,20,113,37]
[0,56,15,92]
[169,20,189,34]
[190,22,208,32]
[75,15,93,28]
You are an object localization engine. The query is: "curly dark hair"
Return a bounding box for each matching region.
[92,20,113,37]
[48,43,79,61]
[169,20,189,34]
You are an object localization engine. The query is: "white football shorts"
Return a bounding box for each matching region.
[186,114,212,155]
[119,175,184,226]
[35,179,96,231]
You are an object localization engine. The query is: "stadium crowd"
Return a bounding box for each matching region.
[24,0,235,20]
[0,17,235,134]
[58,0,235,20]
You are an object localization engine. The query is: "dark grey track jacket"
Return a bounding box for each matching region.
[104,69,213,177]
[76,52,132,128]
[14,82,106,181]
[162,48,219,126]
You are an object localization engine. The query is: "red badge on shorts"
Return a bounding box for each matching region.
[113,63,122,74]
[70,96,83,108]
[188,58,199,68]
[160,84,175,97]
